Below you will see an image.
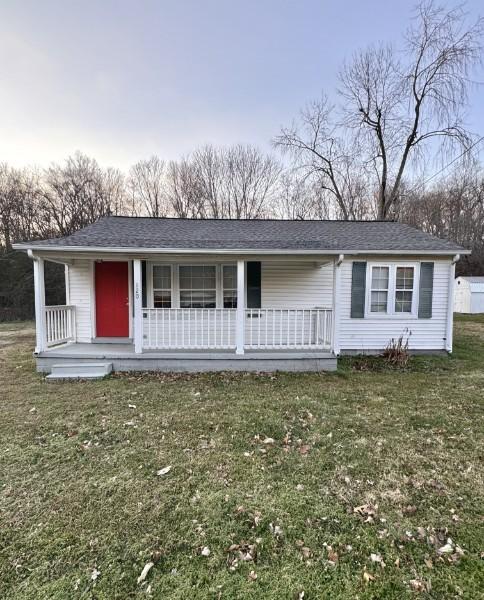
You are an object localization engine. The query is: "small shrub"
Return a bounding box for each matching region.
[382,330,410,368]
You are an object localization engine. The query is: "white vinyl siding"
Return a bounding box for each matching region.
[64,255,453,352]
[261,262,333,308]
[340,257,451,351]
[67,259,92,342]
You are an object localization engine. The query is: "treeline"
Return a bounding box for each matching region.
[1,146,484,321]
[2,146,484,251]
[0,146,285,252]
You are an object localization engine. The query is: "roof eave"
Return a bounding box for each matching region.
[12,243,471,256]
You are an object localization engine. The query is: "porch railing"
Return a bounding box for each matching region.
[245,308,332,350]
[44,305,75,347]
[142,307,332,351]
[143,308,236,349]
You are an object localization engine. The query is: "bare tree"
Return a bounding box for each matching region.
[221,144,282,218]
[275,1,484,219]
[0,165,44,250]
[166,157,204,218]
[166,144,282,219]
[41,152,122,236]
[400,161,484,273]
[127,156,168,217]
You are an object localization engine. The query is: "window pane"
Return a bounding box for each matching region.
[371,290,388,312]
[153,291,171,308]
[223,265,237,289]
[179,265,216,290]
[395,290,413,312]
[223,290,237,308]
[371,266,389,289]
[153,265,171,290]
[180,290,216,308]
[396,267,414,290]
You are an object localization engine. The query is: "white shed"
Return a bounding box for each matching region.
[454,276,484,313]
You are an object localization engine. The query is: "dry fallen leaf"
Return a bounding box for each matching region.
[437,538,454,555]
[137,561,154,584]
[157,466,172,476]
[201,546,210,557]
[269,523,283,537]
[363,570,375,583]
[403,505,417,516]
[248,570,257,581]
[327,548,339,564]
[354,503,377,519]
[409,579,425,592]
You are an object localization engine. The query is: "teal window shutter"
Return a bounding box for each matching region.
[246,262,261,308]
[351,262,367,318]
[418,262,434,318]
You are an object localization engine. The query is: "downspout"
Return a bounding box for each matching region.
[445,254,460,353]
[332,254,344,355]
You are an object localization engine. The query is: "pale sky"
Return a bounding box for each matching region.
[1,0,483,171]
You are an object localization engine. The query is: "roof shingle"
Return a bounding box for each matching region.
[14,216,467,254]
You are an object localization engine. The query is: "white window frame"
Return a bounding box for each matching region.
[222,264,238,308]
[148,262,238,309]
[366,263,420,318]
[151,264,173,308]
[179,264,217,309]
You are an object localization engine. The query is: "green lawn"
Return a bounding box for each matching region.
[0,319,483,599]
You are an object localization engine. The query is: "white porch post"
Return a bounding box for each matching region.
[236,259,246,354]
[133,259,143,354]
[32,254,46,353]
[332,254,344,355]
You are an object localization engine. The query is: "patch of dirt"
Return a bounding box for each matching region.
[0,327,35,349]
[458,322,484,337]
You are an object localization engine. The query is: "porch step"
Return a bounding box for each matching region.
[46,362,113,381]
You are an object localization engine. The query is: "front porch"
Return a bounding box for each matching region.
[36,341,337,373]
[31,254,341,373]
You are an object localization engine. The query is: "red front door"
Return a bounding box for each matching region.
[95,261,129,337]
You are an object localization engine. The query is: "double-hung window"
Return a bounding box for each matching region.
[152,265,172,308]
[370,266,390,313]
[179,265,216,308]
[369,264,416,315]
[222,265,237,308]
[394,267,414,313]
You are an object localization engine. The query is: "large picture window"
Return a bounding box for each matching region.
[179,265,216,308]
[152,265,171,308]
[369,264,416,316]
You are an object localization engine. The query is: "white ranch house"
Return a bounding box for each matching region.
[14,217,468,377]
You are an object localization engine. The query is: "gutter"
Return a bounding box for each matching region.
[12,244,472,256]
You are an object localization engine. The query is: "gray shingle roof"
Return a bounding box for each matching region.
[14,216,467,254]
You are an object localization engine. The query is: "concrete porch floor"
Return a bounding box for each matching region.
[36,342,337,373]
